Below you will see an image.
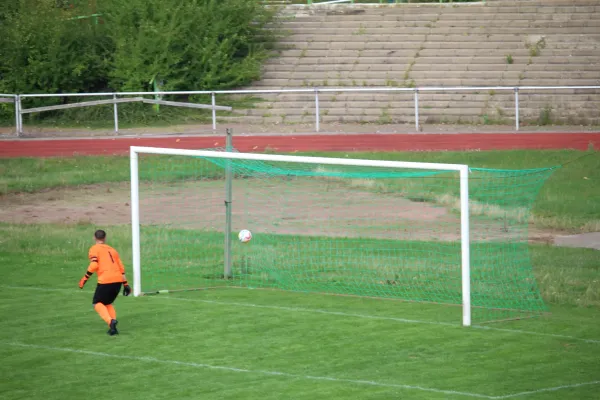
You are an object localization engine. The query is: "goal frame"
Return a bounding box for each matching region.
[129,145,472,326]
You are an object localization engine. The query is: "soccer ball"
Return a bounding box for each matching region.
[238,229,252,243]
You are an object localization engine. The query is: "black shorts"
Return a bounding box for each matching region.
[92,283,122,305]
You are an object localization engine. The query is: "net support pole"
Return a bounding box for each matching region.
[224,128,233,279]
[460,165,471,327]
[130,148,142,296]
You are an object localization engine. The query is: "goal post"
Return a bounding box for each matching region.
[130,145,552,326]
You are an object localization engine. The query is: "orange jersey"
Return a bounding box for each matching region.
[87,244,126,284]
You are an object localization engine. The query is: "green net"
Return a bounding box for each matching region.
[137,149,556,324]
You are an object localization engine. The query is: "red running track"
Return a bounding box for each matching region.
[1,133,599,157]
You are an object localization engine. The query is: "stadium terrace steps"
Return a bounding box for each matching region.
[228,0,600,126]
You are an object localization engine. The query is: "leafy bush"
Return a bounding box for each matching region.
[0,0,111,98]
[102,0,277,92]
[0,0,278,124]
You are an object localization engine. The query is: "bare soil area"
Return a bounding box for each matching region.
[554,232,600,251]
[0,179,558,243]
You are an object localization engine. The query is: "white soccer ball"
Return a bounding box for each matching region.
[238,229,252,243]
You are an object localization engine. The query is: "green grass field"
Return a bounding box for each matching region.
[1,150,599,399]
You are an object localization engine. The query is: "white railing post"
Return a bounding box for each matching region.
[460,166,471,327]
[315,88,320,133]
[514,87,520,132]
[414,88,420,131]
[211,92,217,130]
[130,148,142,297]
[113,94,119,133]
[14,95,20,136]
[17,95,23,136]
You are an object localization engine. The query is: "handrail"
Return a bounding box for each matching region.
[6,85,600,136]
[17,86,600,98]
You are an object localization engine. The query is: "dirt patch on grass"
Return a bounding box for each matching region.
[554,232,600,251]
[0,183,132,226]
[0,179,557,242]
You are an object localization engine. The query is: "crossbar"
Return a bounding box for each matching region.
[141,99,232,112]
[21,97,144,114]
[0,98,14,104]
[130,146,466,171]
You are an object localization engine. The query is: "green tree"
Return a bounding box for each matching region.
[0,0,111,97]
[101,0,277,92]
[0,0,278,124]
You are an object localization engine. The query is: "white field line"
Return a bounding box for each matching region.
[2,286,600,398]
[493,381,600,399]
[157,295,600,345]
[2,285,600,345]
[3,341,599,399]
[2,341,493,399]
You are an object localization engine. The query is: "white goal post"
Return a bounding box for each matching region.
[129,146,471,326]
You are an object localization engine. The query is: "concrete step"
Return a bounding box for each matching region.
[523,64,600,72]
[520,71,600,79]
[292,56,415,65]
[280,34,426,42]
[437,14,600,22]
[290,25,596,34]
[443,27,600,34]
[276,41,422,50]
[520,78,600,85]
[412,56,522,64]
[277,49,416,58]
[293,8,599,20]
[223,112,600,125]
[290,14,441,23]
[417,49,531,58]
[285,28,430,42]
[285,16,440,26]
[237,0,600,126]
[263,63,526,74]
[263,64,411,73]
[261,72,403,81]
[287,27,433,35]
[423,42,532,50]
[247,92,600,103]
[409,71,524,80]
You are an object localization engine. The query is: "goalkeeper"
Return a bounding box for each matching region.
[79,230,131,336]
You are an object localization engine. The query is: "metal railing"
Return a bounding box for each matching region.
[3,85,600,137]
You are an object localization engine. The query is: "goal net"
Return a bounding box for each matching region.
[130,144,555,326]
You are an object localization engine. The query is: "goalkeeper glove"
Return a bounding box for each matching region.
[123,282,131,296]
[79,271,92,289]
